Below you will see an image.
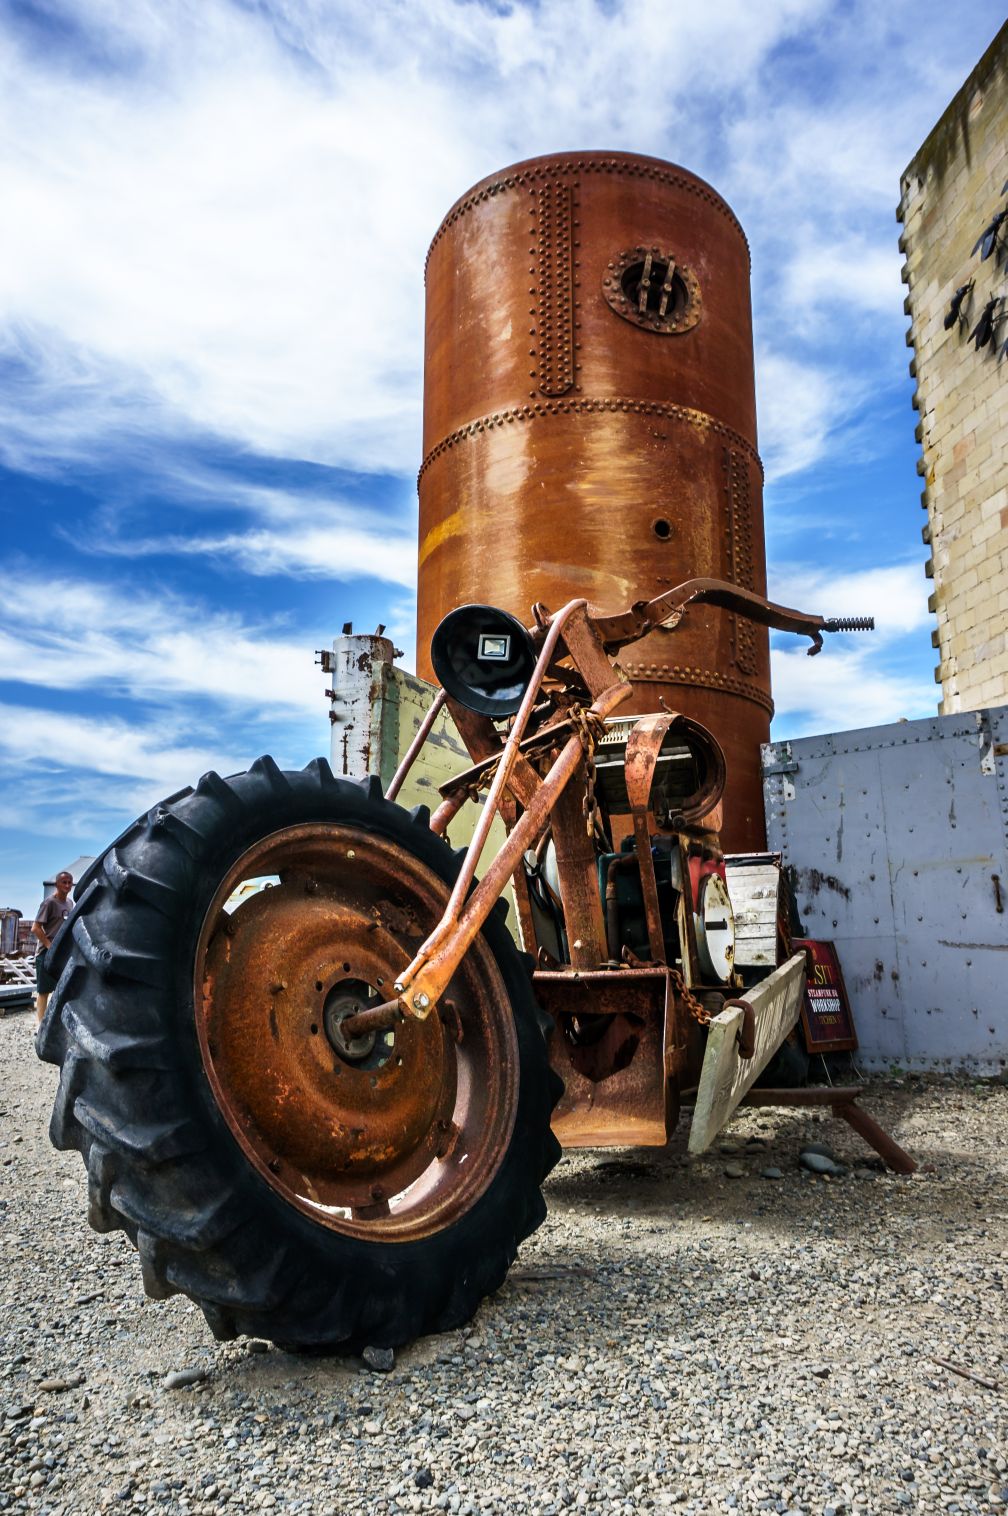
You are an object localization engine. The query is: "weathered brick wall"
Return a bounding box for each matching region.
[898,23,1008,715]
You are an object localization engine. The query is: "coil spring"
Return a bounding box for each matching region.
[824,615,875,633]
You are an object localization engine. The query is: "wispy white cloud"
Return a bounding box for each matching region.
[777,236,905,334]
[767,561,931,639]
[0,701,241,791]
[755,349,867,480]
[0,568,326,714]
[0,566,332,906]
[768,560,934,734]
[3,0,988,481]
[771,643,935,736]
[114,522,416,585]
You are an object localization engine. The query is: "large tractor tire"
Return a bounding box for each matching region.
[37,757,561,1352]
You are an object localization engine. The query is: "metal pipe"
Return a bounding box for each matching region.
[422,600,587,935]
[604,855,637,962]
[429,788,468,837]
[394,676,631,1014]
[385,688,447,802]
[339,999,403,1041]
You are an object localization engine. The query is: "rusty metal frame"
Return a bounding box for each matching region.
[624,715,676,963]
[343,578,868,1044]
[343,602,630,1037]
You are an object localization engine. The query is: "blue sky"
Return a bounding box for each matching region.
[0,0,1003,916]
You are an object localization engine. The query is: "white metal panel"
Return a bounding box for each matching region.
[763,706,1008,1074]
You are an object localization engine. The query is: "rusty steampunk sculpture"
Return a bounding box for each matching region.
[37,156,885,1352]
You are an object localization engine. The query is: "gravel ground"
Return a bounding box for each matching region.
[1,1010,1006,1516]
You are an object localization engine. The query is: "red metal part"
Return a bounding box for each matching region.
[193,823,518,1240]
[418,151,771,848]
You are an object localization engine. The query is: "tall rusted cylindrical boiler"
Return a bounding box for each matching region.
[417,151,771,849]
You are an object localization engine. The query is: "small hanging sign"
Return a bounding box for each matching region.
[793,939,858,1053]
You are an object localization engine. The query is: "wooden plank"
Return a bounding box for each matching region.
[725,857,782,968]
[688,952,806,1154]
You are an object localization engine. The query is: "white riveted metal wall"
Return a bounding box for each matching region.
[763,706,1008,1075]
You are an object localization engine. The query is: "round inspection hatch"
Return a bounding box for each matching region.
[602,247,701,333]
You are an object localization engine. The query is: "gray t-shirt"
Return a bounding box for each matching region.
[35,894,72,945]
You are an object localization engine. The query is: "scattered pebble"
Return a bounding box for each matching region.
[723,1161,746,1178]
[800,1149,845,1176]
[3,1014,1006,1515]
[163,1367,208,1390]
[361,1344,395,1373]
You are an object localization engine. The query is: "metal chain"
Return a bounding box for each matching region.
[669,966,713,1026]
[570,704,606,838]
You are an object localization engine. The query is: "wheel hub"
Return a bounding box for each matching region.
[194,822,518,1241]
[322,981,389,1064]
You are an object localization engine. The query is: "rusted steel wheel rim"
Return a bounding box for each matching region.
[194,823,519,1241]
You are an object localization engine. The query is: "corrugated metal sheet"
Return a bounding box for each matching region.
[763,706,1007,1074]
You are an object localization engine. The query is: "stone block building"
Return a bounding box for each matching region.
[898,22,1008,714]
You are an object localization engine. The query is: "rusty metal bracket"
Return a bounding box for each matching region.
[741,1086,916,1174]
[591,577,874,658]
[624,715,676,964]
[723,997,756,1057]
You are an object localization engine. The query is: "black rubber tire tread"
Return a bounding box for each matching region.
[37,756,562,1351]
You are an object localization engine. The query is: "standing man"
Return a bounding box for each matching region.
[32,870,74,1023]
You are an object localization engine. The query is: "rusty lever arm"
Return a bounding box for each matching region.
[592,577,874,657]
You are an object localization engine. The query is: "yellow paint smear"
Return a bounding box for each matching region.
[418,509,464,570]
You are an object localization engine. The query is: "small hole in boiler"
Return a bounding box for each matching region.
[653,518,672,540]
